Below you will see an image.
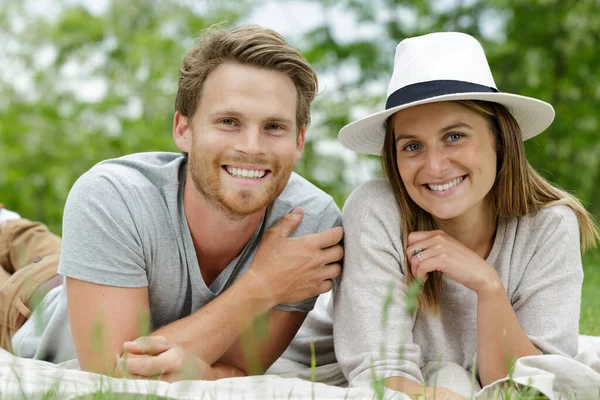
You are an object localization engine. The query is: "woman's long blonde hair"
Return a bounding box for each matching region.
[382,100,600,312]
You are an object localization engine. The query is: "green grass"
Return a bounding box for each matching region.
[580,248,600,335]
[7,249,600,399]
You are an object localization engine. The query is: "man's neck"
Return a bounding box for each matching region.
[183,176,266,286]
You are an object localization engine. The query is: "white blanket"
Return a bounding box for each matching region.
[1,336,599,399]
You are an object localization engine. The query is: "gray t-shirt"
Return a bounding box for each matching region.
[13,152,341,363]
[334,179,583,386]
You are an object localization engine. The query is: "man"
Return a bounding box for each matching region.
[4,25,343,381]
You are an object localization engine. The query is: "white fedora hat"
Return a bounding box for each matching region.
[338,32,555,155]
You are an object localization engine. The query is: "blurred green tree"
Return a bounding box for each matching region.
[1,0,598,236]
[297,0,600,217]
[0,0,252,233]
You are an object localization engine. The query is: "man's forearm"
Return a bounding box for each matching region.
[151,272,277,365]
[211,362,247,379]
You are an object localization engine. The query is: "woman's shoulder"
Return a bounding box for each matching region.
[504,204,581,255]
[343,179,396,213]
[341,179,401,230]
[519,204,579,234]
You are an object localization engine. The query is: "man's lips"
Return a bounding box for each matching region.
[223,165,271,180]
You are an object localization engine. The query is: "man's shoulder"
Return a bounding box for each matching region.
[266,172,341,233]
[87,152,185,187]
[274,172,337,216]
[65,152,185,222]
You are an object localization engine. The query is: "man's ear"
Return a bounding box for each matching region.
[173,111,191,152]
[294,127,306,163]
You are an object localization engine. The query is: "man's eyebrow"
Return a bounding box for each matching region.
[207,110,293,124]
[208,109,244,118]
[394,122,474,143]
[264,116,294,124]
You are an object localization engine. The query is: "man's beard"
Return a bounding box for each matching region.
[188,150,293,218]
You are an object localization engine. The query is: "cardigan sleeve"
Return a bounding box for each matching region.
[334,179,424,386]
[511,205,583,357]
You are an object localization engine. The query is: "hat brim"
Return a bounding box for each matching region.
[338,92,555,156]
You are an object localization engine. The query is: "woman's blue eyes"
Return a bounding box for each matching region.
[404,143,423,152]
[401,133,465,152]
[447,133,464,142]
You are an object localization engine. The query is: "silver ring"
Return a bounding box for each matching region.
[412,247,425,257]
[417,252,424,262]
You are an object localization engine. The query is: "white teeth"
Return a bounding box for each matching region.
[226,166,266,179]
[427,176,464,192]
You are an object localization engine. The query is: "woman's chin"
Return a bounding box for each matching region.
[425,206,466,222]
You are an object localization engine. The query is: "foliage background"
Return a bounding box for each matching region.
[1,0,598,333]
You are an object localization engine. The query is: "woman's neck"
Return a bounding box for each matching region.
[433,198,498,259]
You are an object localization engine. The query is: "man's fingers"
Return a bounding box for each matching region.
[319,244,344,265]
[117,354,156,379]
[123,335,172,356]
[270,207,304,237]
[306,226,344,250]
[122,351,172,377]
[313,264,342,294]
[316,279,334,294]
[321,263,342,281]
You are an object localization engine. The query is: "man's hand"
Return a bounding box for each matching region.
[248,207,343,305]
[118,336,215,382]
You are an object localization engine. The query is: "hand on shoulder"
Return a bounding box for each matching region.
[248,207,344,306]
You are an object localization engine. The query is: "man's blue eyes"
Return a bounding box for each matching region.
[219,121,283,130]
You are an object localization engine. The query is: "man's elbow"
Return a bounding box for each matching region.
[212,362,248,379]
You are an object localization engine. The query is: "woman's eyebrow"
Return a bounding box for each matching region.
[395,122,475,143]
[440,122,474,133]
[395,133,418,143]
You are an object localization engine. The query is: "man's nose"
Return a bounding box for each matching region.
[234,128,264,155]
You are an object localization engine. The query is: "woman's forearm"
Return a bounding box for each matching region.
[476,283,539,386]
[385,376,466,399]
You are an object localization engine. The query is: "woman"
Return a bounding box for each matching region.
[334,32,599,398]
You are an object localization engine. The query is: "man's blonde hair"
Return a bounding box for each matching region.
[175,24,318,131]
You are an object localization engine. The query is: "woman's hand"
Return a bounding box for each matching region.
[406,230,501,294]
